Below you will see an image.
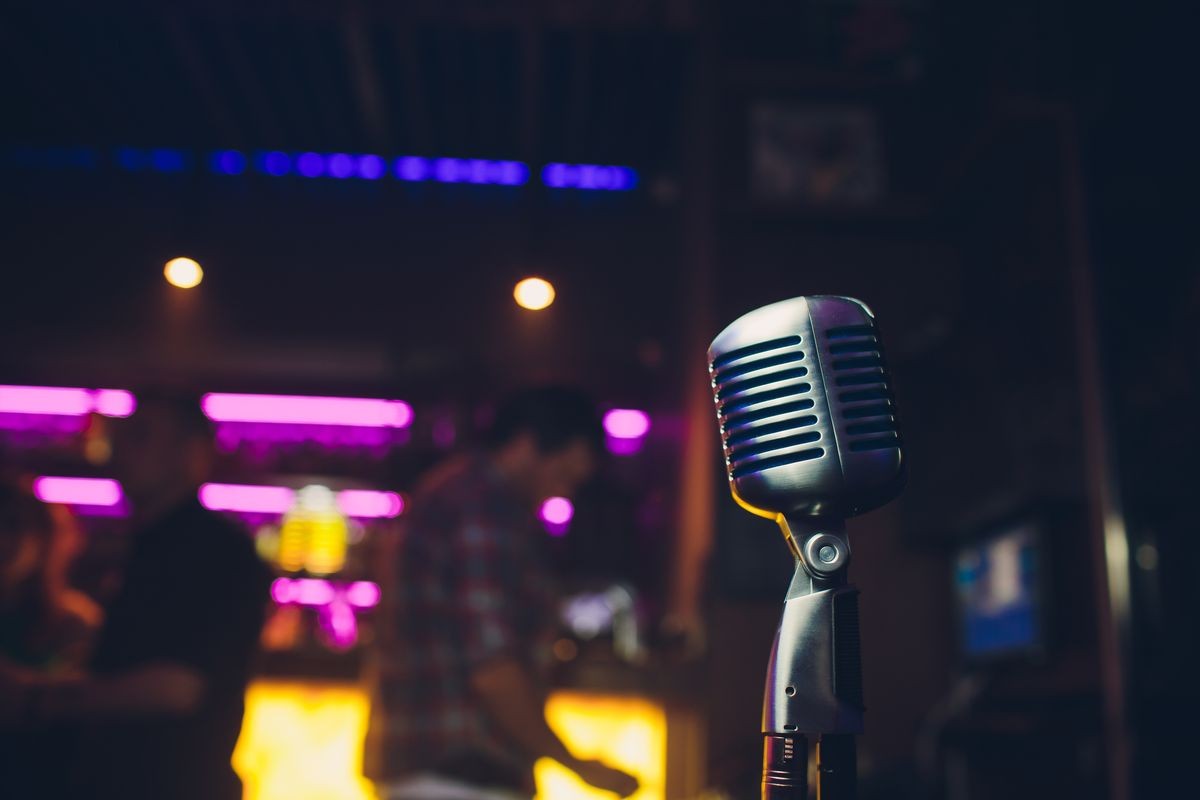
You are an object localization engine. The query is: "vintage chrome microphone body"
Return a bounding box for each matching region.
[707,296,906,800]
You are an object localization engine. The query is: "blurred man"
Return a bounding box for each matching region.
[0,393,271,800]
[368,387,639,800]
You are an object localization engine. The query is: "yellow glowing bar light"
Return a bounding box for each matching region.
[234,683,666,800]
[537,692,666,800]
[233,681,373,800]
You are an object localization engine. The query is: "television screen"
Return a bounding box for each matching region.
[954,523,1042,659]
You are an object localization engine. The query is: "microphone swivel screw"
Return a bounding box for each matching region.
[802,532,849,575]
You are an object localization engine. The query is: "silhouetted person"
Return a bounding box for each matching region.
[0,394,270,800]
[0,484,101,798]
[367,387,638,800]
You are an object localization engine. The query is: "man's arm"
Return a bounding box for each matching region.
[470,657,639,798]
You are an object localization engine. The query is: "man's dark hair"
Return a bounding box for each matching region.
[485,386,603,454]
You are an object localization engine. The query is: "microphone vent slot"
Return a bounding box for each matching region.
[825,324,900,453]
[710,336,824,478]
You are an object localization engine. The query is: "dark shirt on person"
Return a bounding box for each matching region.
[366,454,559,795]
[70,498,271,800]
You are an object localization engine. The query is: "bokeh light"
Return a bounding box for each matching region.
[514,277,556,310]
[164,257,203,289]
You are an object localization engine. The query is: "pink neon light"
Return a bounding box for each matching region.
[324,601,358,649]
[93,389,137,417]
[603,409,651,439]
[33,476,123,507]
[0,386,136,418]
[271,578,381,609]
[201,393,413,428]
[337,490,404,518]
[199,483,404,518]
[345,581,382,609]
[540,497,575,526]
[199,483,295,514]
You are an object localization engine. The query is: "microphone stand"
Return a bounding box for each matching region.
[761,517,863,800]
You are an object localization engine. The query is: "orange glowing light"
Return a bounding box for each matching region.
[164,257,203,289]
[232,681,373,800]
[514,277,556,310]
[536,692,666,800]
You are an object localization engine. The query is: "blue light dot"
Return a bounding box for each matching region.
[434,158,461,183]
[357,154,385,180]
[116,147,144,171]
[542,163,567,188]
[212,150,246,175]
[260,151,291,176]
[151,148,187,172]
[396,156,427,181]
[297,152,325,177]
[328,153,354,179]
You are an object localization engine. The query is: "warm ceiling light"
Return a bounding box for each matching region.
[514,277,555,310]
[164,257,204,289]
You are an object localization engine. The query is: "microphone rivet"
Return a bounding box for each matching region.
[818,545,838,563]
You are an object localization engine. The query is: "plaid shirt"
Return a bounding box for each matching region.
[367,454,559,793]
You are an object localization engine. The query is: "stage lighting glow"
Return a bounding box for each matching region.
[164,257,204,289]
[395,156,427,181]
[514,277,556,310]
[356,154,385,180]
[0,386,136,418]
[328,153,354,179]
[603,409,651,439]
[201,393,413,428]
[34,476,123,507]
[297,152,325,178]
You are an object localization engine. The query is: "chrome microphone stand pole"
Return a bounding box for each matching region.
[761,517,863,800]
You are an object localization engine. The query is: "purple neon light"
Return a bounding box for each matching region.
[94,389,137,417]
[199,483,294,514]
[271,578,381,609]
[603,409,651,439]
[541,497,574,525]
[34,476,123,507]
[201,393,413,429]
[324,601,358,649]
[0,385,136,418]
[337,490,404,518]
[199,483,405,518]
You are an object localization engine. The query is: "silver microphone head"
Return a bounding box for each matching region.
[708,295,904,521]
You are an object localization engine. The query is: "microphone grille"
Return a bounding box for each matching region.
[708,296,903,518]
[709,334,823,481]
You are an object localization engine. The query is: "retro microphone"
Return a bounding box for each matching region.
[707,296,905,800]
